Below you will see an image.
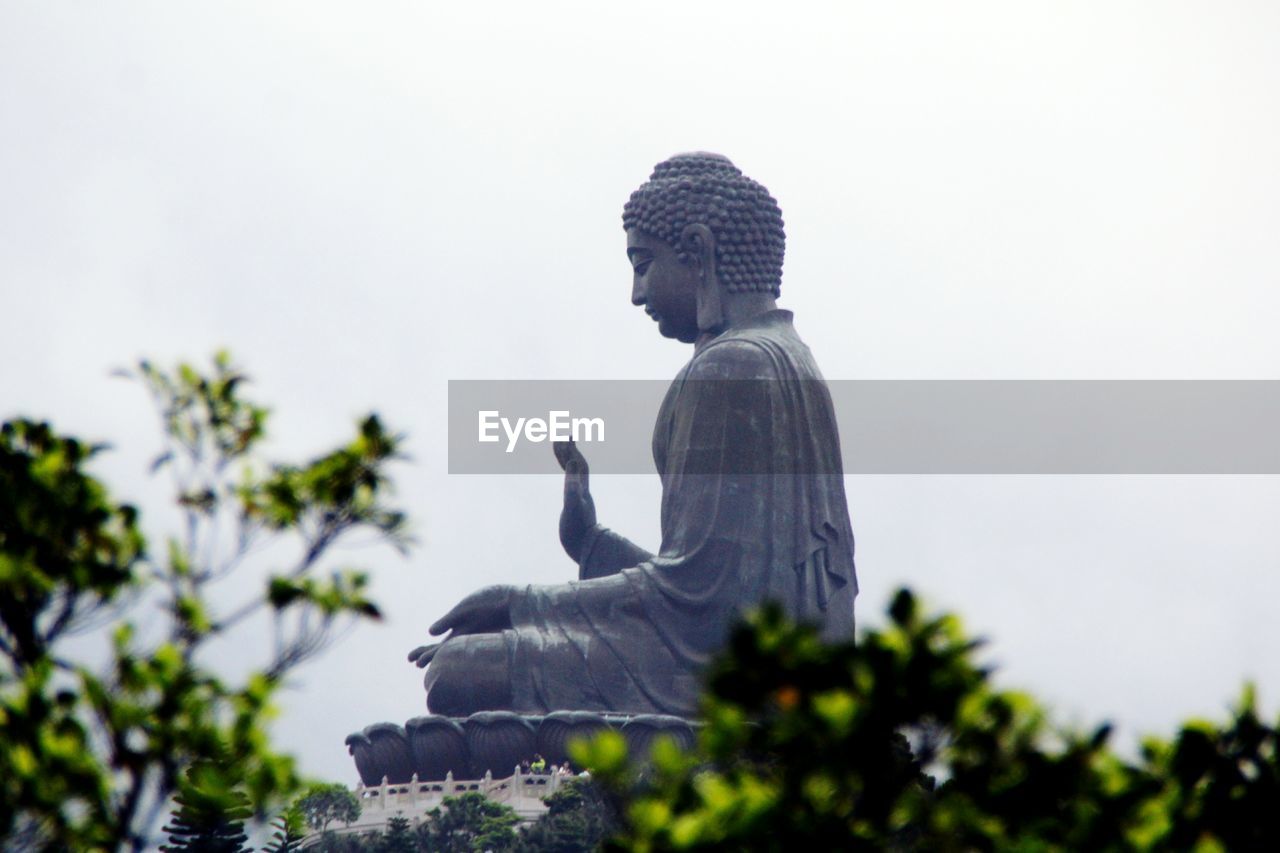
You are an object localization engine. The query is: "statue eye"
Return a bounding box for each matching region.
[634,259,652,275]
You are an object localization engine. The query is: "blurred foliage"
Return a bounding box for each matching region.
[159,763,252,853]
[0,352,408,850]
[517,778,615,852]
[261,804,308,853]
[257,590,1277,851]
[572,590,1280,851]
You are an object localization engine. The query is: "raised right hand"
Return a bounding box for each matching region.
[554,439,596,562]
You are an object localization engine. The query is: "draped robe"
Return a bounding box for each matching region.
[505,309,857,716]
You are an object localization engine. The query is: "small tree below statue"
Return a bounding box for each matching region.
[418,792,519,852]
[296,782,362,834]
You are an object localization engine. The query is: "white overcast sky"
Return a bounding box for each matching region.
[2,1,1279,786]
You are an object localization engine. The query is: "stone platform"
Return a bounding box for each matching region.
[311,770,566,843]
[346,711,697,785]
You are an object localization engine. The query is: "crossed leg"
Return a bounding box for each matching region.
[423,632,514,716]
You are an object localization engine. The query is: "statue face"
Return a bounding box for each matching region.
[626,228,700,343]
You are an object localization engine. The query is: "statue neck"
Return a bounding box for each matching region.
[696,290,779,347]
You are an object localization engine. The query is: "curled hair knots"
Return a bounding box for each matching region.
[622,153,785,296]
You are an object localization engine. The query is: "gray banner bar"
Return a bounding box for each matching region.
[448,380,1280,474]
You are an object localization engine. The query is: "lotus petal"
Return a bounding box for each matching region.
[363,722,415,784]
[620,714,696,761]
[537,711,612,767]
[405,715,470,781]
[464,711,537,777]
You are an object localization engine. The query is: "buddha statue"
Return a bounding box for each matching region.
[409,152,858,718]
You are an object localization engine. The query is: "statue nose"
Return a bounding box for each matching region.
[631,278,647,306]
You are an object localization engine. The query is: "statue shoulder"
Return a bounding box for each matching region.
[687,336,782,381]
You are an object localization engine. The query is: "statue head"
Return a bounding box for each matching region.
[623,153,785,296]
[623,153,785,342]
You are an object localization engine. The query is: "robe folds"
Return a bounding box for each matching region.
[506,309,857,716]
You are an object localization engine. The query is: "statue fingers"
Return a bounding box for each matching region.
[408,642,443,668]
[553,439,575,470]
[429,611,459,636]
[431,590,480,635]
[556,439,589,475]
[429,600,487,636]
[565,458,590,498]
[570,442,590,476]
[429,600,468,635]
[430,585,514,636]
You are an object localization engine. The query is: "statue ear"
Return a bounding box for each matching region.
[680,223,723,334]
